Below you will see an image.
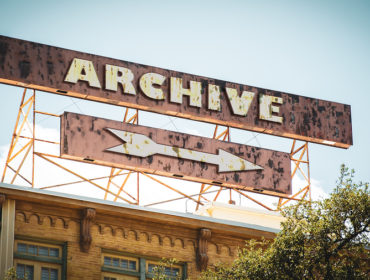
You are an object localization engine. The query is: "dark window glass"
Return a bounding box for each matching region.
[16,264,24,278]
[16,264,34,280]
[39,246,49,256]
[147,263,155,273]
[25,265,34,280]
[28,245,37,255]
[120,259,128,269]
[49,248,59,257]
[41,267,58,280]
[128,260,136,270]
[112,258,119,267]
[172,268,180,277]
[41,267,49,280]
[50,268,58,280]
[104,256,111,266]
[147,263,180,278]
[17,243,27,253]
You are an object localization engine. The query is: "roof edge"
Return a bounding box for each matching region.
[0,182,280,234]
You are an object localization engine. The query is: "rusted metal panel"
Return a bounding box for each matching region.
[60,112,292,195]
[0,35,352,148]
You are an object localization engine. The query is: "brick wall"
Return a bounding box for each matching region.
[13,200,261,279]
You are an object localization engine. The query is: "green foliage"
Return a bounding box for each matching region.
[2,267,29,280]
[152,258,181,280]
[3,267,17,280]
[201,165,369,280]
[3,267,29,280]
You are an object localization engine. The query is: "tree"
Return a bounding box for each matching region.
[2,267,29,280]
[151,258,181,280]
[200,165,369,280]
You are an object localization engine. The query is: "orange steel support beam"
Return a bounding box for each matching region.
[9,140,32,162]
[10,143,32,184]
[234,189,273,211]
[6,96,33,165]
[36,152,133,204]
[39,172,132,190]
[144,189,223,207]
[104,167,115,200]
[278,141,311,209]
[103,107,139,201]
[7,165,32,185]
[2,89,35,186]
[32,90,36,187]
[140,172,203,205]
[18,135,59,145]
[195,124,231,211]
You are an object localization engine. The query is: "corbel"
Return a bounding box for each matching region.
[80,208,96,252]
[197,228,212,271]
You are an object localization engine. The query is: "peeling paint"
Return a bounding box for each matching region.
[61,112,292,194]
[0,35,353,148]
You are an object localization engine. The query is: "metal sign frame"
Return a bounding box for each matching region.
[1,88,311,211]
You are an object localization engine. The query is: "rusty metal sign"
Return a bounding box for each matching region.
[61,112,292,195]
[0,35,352,148]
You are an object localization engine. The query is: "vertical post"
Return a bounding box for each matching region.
[1,89,27,182]
[0,195,16,279]
[306,143,311,202]
[136,110,140,205]
[137,172,140,205]
[32,90,36,187]
[139,258,146,280]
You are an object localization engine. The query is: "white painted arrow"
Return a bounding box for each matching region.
[105,128,263,173]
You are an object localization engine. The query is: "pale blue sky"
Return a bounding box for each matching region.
[0,0,369,195]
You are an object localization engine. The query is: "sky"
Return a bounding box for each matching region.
[0,0,369,212]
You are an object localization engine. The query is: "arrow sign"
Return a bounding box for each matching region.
[105,128,263,173]
[61,112,292,194]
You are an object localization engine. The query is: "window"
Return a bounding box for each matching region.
[103,255,138,271]
[14,259,60,280]
[101,252,139,280]
[16,242,60,258]
[14,238,67,280]
[147,261,182,280]
[101,271,139,280]
[101,250,186,280]
[15,263,34,280]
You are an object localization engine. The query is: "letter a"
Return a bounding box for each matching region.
[64,58,101,88]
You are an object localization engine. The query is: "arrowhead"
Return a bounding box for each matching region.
[105,128,158,157]
[217,149,264,173]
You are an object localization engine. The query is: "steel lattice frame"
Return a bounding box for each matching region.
[1,88,311,211]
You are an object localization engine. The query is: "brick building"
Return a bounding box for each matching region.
[0,183,278,279]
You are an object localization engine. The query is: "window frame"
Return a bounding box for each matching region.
[14,235,67,280]
[101,271,140,280]
[145,260,183,280]
[14,258,61,280]
[101,250,141,279]
[101,249,187,280]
